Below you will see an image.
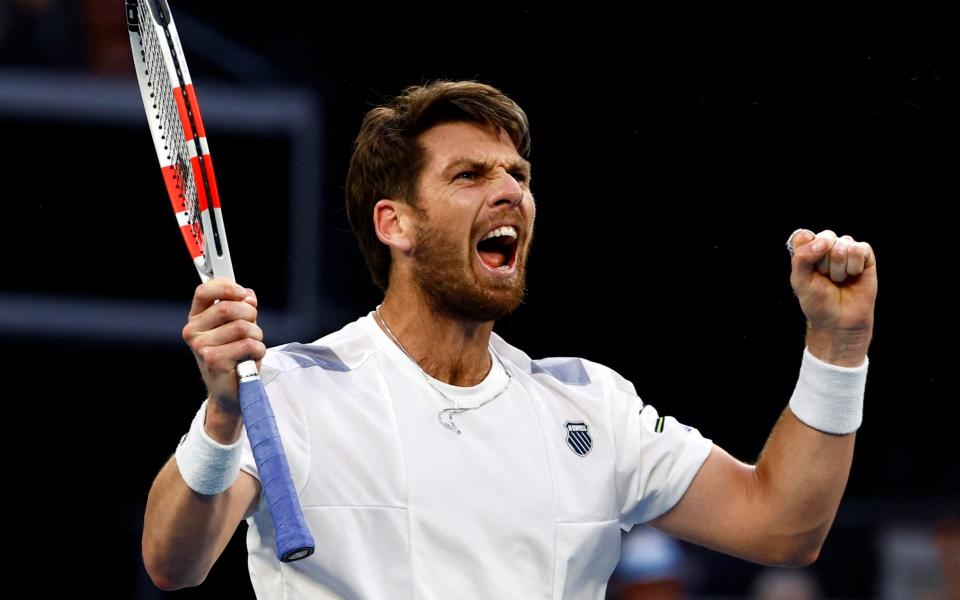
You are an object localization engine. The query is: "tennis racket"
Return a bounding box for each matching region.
[125,0,314,563]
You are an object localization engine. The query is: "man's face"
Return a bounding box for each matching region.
[408,121,536,322]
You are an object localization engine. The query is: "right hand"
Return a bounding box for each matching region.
[182,279,265,412]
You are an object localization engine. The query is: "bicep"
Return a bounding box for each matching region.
[649,445,771,563]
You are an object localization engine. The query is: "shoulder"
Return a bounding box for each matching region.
[260,315,378,385]
[491,332,637,397]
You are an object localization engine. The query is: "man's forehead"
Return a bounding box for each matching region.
[420,122,524,165]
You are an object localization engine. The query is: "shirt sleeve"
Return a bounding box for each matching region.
[611,383,713,527]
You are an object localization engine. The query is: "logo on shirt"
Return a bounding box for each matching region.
[564,421,592,456]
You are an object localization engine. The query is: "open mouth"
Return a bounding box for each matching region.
[476,225,519,271]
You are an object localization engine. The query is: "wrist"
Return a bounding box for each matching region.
[205,398,244,444]
[175,400,244,495]
[805,325,872,367]
[789,347,868,435]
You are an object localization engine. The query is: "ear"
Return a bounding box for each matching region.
[373,199,414,254]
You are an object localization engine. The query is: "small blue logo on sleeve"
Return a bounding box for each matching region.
[564,421,593,456]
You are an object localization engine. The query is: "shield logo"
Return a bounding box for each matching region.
[564,421,592,456]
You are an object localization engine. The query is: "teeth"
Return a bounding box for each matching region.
[481,226,518,241]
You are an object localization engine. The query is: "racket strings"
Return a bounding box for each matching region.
[136,0,205,259]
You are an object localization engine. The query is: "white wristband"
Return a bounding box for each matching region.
[175,400,244,495]
[789,347,868,435]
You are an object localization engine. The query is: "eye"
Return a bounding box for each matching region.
[455,171,478,181]
[510,171,529,184]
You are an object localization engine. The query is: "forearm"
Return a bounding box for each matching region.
[142,458,246,589]
[142,402,255,590]
[751,335,867,562]
[751,408,855,564]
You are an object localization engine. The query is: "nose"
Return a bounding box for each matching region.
[489,169,524,209]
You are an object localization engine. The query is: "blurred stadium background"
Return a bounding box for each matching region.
[2,1,956,597]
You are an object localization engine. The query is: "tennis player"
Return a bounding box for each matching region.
[142,81,876,599]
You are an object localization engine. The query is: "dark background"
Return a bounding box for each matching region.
[2,1,956,597]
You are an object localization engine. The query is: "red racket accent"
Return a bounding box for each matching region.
[184,84,207,139]
[202,155,221,209]
[190,156,209,212]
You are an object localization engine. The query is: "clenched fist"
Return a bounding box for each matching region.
[787,229,877,366]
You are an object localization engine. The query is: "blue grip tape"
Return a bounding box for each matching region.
[239,377,315,562]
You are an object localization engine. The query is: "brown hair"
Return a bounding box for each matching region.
[345,81,531,291]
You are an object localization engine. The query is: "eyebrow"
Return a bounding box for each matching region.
[441,157,532,179]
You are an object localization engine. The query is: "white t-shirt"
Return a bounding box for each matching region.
[240,313,712,600]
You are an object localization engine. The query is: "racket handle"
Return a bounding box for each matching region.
[237,360,315,562]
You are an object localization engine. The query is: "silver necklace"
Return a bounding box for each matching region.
[375,305,512,435]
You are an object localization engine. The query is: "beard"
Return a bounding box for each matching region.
[411,219,530,322]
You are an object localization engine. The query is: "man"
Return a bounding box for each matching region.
[142,81,876,599]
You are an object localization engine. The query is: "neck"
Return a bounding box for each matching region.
[377,285,494,387]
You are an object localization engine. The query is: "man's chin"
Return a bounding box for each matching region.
[422,279,525,323]
[471,290,525,322]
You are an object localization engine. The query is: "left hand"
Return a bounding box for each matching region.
[788,229,877,362]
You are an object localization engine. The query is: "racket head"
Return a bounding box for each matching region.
[126,0,234,283]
